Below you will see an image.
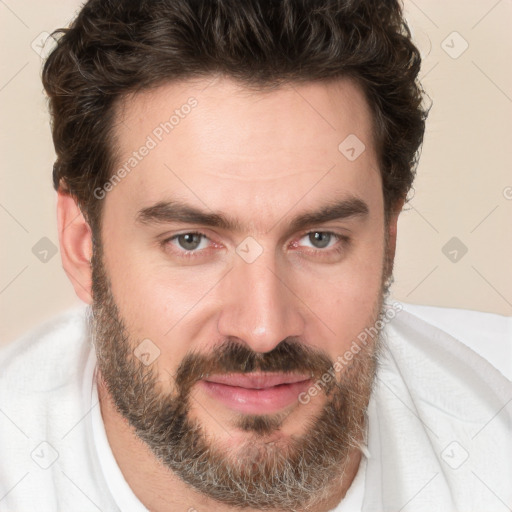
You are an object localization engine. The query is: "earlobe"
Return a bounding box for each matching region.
[57,190,94,304]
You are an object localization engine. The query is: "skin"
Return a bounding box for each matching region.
[57,76,403,512]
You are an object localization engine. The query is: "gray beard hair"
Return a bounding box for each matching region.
[89,244,389,511]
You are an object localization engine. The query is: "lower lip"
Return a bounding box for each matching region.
[199,379,313,415]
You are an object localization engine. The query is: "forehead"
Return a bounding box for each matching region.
[108,76,382,229]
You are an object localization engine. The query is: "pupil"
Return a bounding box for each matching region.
[179,233,201,250]
[310,232,330,249]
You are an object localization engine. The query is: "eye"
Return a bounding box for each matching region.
[301,231,337,249]
[291,231,351,260]
[161,230,350,262]
[167,232,210,253]
[298,231,339,250]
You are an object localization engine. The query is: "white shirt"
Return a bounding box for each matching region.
[0,299,510,511]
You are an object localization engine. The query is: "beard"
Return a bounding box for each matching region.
[88,240,392,511]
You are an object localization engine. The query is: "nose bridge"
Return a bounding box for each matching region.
[217,247,304,353]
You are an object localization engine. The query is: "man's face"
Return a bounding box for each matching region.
[90,76,392,509]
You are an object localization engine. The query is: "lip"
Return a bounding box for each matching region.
[199,372,313,415]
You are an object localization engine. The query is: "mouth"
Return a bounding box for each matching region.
[199,372,313,415]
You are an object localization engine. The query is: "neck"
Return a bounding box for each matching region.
[97,374,363,512]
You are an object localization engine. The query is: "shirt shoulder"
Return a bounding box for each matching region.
[363,300,512,511]
[0,305,91,392]
[0,307,118,511]
[398,301,512,380]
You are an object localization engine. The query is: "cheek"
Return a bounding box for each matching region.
[101,207,208,328]
[336,234,386,311]
[292,230,385,351]
[102,238,222,374]
[108,265,206,339]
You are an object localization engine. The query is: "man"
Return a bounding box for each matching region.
[0,1,510,511]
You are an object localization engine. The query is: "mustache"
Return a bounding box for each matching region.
[172,338,335,394]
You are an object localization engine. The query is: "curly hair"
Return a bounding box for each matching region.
[42,0,429,234]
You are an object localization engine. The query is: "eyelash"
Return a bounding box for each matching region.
[161,231,351,260]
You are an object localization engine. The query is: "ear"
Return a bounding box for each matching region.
[384,197,405,278]
[57,190,94,304]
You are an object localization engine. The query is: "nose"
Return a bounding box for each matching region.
[217,250,305,354]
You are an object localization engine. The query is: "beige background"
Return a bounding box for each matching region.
[1,1,511,347]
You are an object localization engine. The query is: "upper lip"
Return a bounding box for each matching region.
[203,372,311,389]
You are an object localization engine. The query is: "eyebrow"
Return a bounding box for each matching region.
[135,196,369,234]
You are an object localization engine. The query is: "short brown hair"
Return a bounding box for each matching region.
[43,0,429,234]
